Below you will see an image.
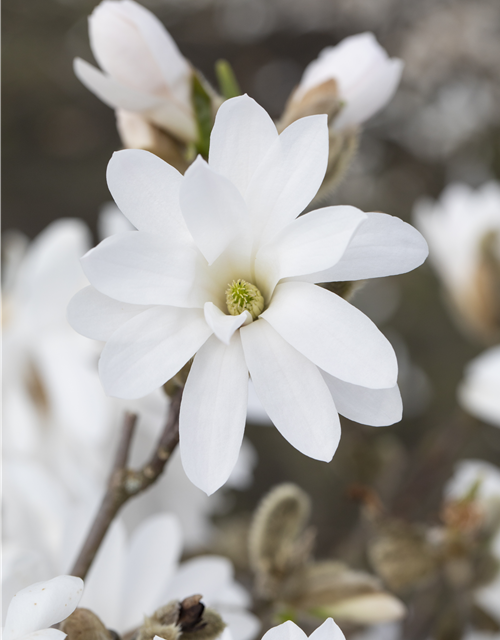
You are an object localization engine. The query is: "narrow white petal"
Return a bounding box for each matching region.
[81,231,206,308]
[99,306,212,399]
[74,58,162,111]
[180,334,248,495]
[322,372,402,426]
[246,115,329,242]
[67,286,149,341]
[217,609,261,640]
[303,213,428,283]
[204,302,251,345]
[18,630,67,640]
[240,320,340,461]
[3,576,83,640]
[121,514,183,630]
[262,620,308,640]
[106,149,191,240]
[209,95,278,195]
[262,282,398,389]
[255,205,366,298]
[310,618,346,640]
[163,556,233,602]
[181,157,249,265]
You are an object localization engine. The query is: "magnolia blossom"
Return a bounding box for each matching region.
[414,181,500,340]
[458,346,500,427]
[80,513,259,639]
[74,0,196,142]
[261,619,345,640]
[3,575,83,640]
[68,95,428,495]
[289,32,403,130]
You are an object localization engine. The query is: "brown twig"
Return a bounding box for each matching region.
[70,386,183,580]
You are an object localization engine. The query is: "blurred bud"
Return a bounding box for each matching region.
[116,110,189,173]
[323,592,406,625]
[368,520,438,593]
[59,608,113,640]
[74,0,197,143]
[249,483,313,598]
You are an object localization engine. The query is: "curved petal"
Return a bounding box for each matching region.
[163,556,234,602]
[255,205,367,299]
[106,149,191,240]
[3,576,84,640]
[322,372,402,426]
[209,95,278,196]
[180,157,249,265]
[74,58,162,111]
[262,621,307,640]
[121,513,183,630]
[301,213,428,283]
[99,306,212,398]
[262,282,398,389]
[245,115,329,242]
[217,609,261,640]
[240,319,340,461]
[67,285,149,341]
[81,231,206,307]
[310,618,346,640]
[180,334,248,495]
[204,302,251,345]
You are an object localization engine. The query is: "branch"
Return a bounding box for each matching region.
[70,387,183,580]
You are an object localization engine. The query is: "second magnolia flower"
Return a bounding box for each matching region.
[68,95,428,495]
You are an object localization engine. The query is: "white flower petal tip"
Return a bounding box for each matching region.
[262,618,346,640]
[3,575,84,640]
[293,32,403,128]
[204,302,251,345]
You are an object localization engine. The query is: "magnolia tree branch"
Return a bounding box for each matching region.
[70,387,183,580]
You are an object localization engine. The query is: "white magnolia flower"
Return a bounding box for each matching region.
[74,0,196,142]
[414,181,500,340]
[80,513,259,639]
[68,94,428,495]
[3,575,83,640]
[290,33,403,130]
[262,619,345,640]
[458,346,500,428]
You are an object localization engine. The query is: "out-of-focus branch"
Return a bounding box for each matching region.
[70,387,183,580]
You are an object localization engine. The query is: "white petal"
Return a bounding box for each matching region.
[334,58,403,129]
[217,609,261,640]
[303,213,428,283]
[322,372,402,426]
[180,333,248,495]
[163,556,234,602]
[209,95,278,196]
[240,319,340,461]
[262,620,307,640]
[81,231,205,307]
[180,157,249,265]
[121,513,183,630]
[245,115,329,242]
[99,306,212,398]
[3,576,83,640]
[310,618,346,640]
[255,205,367,298]
[262,282,398,389]
[18,630,67,640]
[204,302,251,345]
[74,57,162,111]
[106,149,191,240]
[67,286,148,341]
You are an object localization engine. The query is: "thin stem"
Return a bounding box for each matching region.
[70,387,183,580]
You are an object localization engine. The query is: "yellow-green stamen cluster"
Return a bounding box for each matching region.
[226,279,264,320]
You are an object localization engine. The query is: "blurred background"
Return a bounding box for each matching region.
[3,0,500,597]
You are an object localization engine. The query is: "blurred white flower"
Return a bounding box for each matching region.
[414,181,500,341]
[262,618,345,640]
[290,32,403,130]
[446,460,500,626]
[459,346,500,427]
[74,0,196,143]
[69,94,427,495]
[2,575,83,640]
[80,513,260,639]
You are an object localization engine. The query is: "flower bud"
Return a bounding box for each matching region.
[58,608,114,640]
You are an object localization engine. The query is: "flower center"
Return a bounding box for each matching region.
[226,279,264,320]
